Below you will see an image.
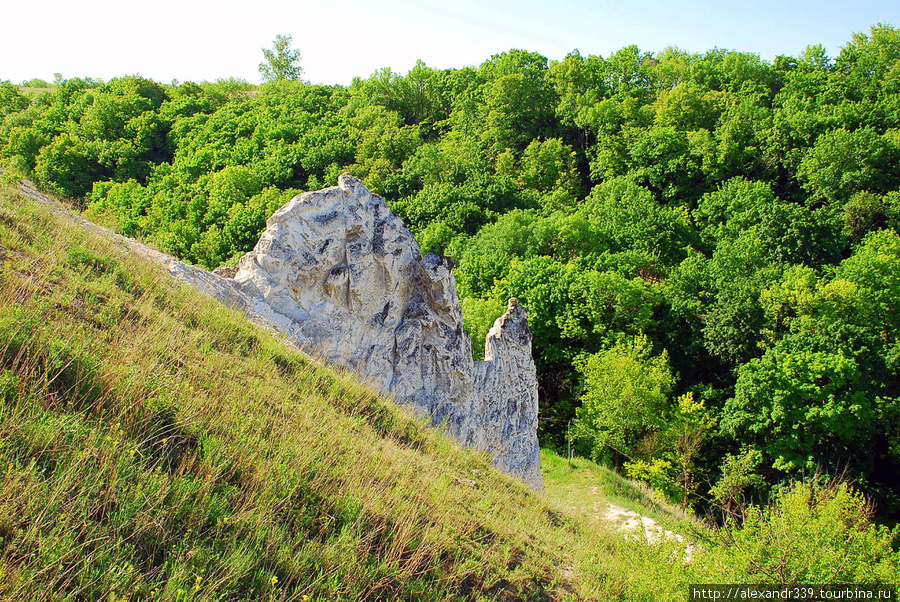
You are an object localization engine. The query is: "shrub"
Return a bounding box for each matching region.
[716,480,900,583]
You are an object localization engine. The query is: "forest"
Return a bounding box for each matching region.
[2,24,899,522]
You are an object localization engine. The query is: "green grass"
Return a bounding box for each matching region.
[540,449,692,533]
[1,182,897,601]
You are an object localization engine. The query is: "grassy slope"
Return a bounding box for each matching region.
[540,450,692,533]
[4,182,895,602]
[0,183,642,600]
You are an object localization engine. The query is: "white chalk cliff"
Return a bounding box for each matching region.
[232,174,542,489]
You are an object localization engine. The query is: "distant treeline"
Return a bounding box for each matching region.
[2,24,899,520]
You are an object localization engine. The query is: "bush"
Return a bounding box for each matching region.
[715,480,900,583]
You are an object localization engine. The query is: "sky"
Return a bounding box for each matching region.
[3,0,899,86]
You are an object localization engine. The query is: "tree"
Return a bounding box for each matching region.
[259,34,304,83]
[573,335,675,465]
[797,127,900,206]
[722,334,875,474]
[582,176,693,265]
[0,81,29,117]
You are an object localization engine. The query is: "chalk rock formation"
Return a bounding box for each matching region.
[233,174,542,488]
[472,299,541,486]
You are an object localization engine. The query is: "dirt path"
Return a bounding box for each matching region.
[601,501,695,560]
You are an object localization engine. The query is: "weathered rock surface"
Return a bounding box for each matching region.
[472,299,541,487]
[212,266,238,278]
[233,174,542,488]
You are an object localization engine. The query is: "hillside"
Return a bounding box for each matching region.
[1,178,692,600]
[0,181,583,599]
[2,176,899,601]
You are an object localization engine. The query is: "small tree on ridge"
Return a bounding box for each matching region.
[259,34,304,83]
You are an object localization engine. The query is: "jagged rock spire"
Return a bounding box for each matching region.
[232,174,542,488]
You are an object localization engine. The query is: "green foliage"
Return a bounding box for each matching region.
[0,82,29,118]
[716,480,900,583]
[836,22,900,101]
[709,448,765,521]
[349,61,460,131]
[34,132,105,198]
[5,23,900,519]
[259,34,304,83]
[583,176,693,264]
[842,190,900,240]
[0,155,29,185]
[19,78,54,88]
[797,126,900,205]
[833,228,900,337]
[593,125,705,201]
[666,234,775,372]
[628,392,717,504]
[723,333,875,473]
[574,335,675,464]
[500,256,658,366]
[516,137,582,196]
[543,450,900,599]
[460,296,506,361]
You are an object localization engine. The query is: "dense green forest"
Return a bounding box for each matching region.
[2,24,900,522]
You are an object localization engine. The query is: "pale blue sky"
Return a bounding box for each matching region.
[3,0,898,86]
